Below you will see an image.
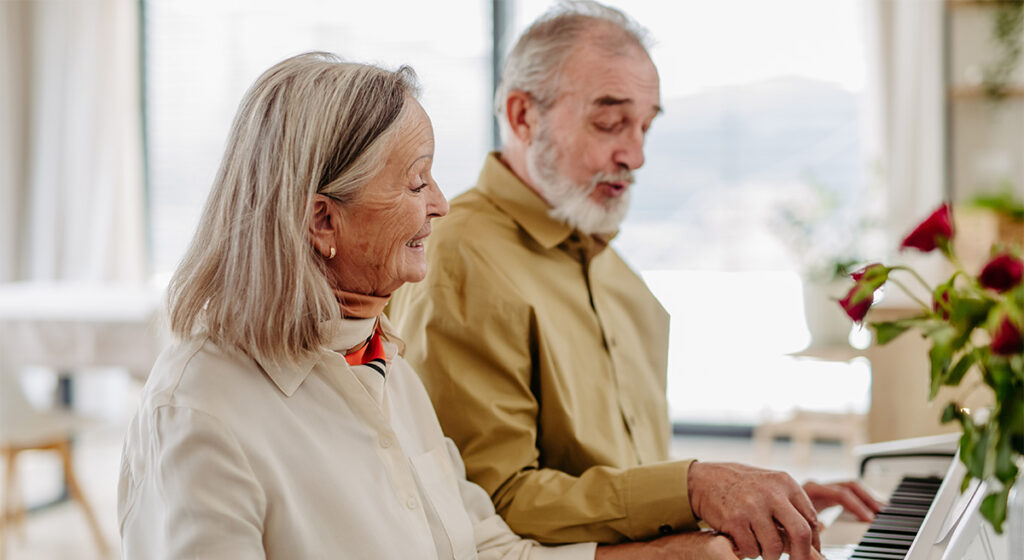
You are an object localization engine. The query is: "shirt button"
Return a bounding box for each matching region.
[406,497,418,510]
[658,524,673,535]
[379,436,392,448]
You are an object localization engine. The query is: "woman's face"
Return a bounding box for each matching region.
[328,98,449,296]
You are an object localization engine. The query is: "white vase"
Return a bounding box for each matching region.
[801,278,853,348]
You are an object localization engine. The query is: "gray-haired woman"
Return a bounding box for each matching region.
[117,52,733,559]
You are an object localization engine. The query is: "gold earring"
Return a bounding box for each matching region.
[328,247,336,260]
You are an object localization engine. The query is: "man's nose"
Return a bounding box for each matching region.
[613,127,645,170]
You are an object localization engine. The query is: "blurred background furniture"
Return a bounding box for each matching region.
[754,409,867,466]
[0,356,107,560]
[0,282,166,385]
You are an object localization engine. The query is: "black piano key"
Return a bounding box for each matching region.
[858,534,915,547]
[860,532,917,544]
[850,551,910,559]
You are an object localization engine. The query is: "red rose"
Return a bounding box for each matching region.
[990,315,1023,356]
[851,263,889,287]
[901,203,954,253]
[839,285,874,322]
[978,253,1023,293]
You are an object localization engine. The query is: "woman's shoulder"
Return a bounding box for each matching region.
[139,335,264,414]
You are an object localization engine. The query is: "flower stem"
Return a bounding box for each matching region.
[888,277,932,311]
[891,265,934,293]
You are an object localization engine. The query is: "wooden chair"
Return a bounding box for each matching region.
[0,360,108,560]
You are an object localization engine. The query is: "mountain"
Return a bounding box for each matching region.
[631,76,862,221]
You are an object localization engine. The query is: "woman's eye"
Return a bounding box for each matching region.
[595,121,622,132]
[411,183,428,193]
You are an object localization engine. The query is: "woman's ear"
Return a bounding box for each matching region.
[308,194,338,258]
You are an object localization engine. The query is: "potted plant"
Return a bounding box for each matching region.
[772,179,877,347]
[838,203,1023,533]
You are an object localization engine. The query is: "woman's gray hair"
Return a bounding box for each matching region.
[494,0,652,144]
[167,51,419,368]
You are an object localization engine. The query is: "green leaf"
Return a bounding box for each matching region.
[951,297,994,329]
[928,327,957,399]
[873,321,912,345]
[870,315,931,345]
[994,434,1019,483]
[980,487,1009,534]
[944,352,976,387]
[941,402,962,424]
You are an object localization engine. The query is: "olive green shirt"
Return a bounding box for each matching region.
[389,153,698,544]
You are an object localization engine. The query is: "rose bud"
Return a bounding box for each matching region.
[851,263,889,288]
[933,289,951,321]
[978,252,1023,293]
[839,285,874,322]
[901,203,954,253]
[990,315,1023,356]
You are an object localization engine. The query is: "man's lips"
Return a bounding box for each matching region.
[596,181,629,198]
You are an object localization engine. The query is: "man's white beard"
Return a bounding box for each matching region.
[525,124,633,236]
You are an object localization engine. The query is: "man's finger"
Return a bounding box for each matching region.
[842,481,885,513]
[748,516,784,560]
[727,524,761,560]
[773,505,816,560]
[788,486,821,551]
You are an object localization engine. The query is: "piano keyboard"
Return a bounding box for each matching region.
[823,476,944,560]
[846,476,943,559]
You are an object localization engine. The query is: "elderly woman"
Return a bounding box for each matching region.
[117,53,736,559]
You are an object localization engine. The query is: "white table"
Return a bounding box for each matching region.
[0,281,167,381]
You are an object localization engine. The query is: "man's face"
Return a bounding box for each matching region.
[525,39,661,234]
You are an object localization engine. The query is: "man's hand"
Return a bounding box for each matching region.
[687,462,821,560]
[803,480,884,522]
[595,531,740,560]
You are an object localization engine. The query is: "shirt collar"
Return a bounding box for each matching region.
[476,152,574,250]
[475,152,616,259]
[256,316,383,397]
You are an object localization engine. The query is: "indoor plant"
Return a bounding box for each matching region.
[838,203,1023,532]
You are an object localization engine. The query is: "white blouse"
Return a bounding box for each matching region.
[118,316,596,560]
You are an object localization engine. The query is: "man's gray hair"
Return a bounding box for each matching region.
[494,0,652,145]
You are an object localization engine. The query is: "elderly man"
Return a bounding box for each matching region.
[389,3,881,559]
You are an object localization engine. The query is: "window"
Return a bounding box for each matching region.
[144,0,491,274]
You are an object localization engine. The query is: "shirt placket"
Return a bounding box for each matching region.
[570,235,644,466]
[324,355,438,554]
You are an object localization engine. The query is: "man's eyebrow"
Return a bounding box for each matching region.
[593,95,662,115]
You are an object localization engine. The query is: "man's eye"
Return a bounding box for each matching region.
[595,121,623,132]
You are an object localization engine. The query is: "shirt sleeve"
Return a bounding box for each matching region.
[120,405,267,559]
[390,251,698,544]
[444,438,597,560]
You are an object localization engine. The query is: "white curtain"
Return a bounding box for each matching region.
[865,0,947,246]
[0,0,145,283]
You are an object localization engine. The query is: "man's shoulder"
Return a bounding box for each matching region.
[430,187,526,254]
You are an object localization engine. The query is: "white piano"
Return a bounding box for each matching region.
[814,433,1015,560]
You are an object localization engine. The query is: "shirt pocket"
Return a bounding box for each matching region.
[410,446,478,560]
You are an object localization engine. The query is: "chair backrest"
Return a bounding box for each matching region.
[0,351,79,447]
[0,351,41,432]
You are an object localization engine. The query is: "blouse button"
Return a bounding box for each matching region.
[406,497,418,510]
[379,436,392,448]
